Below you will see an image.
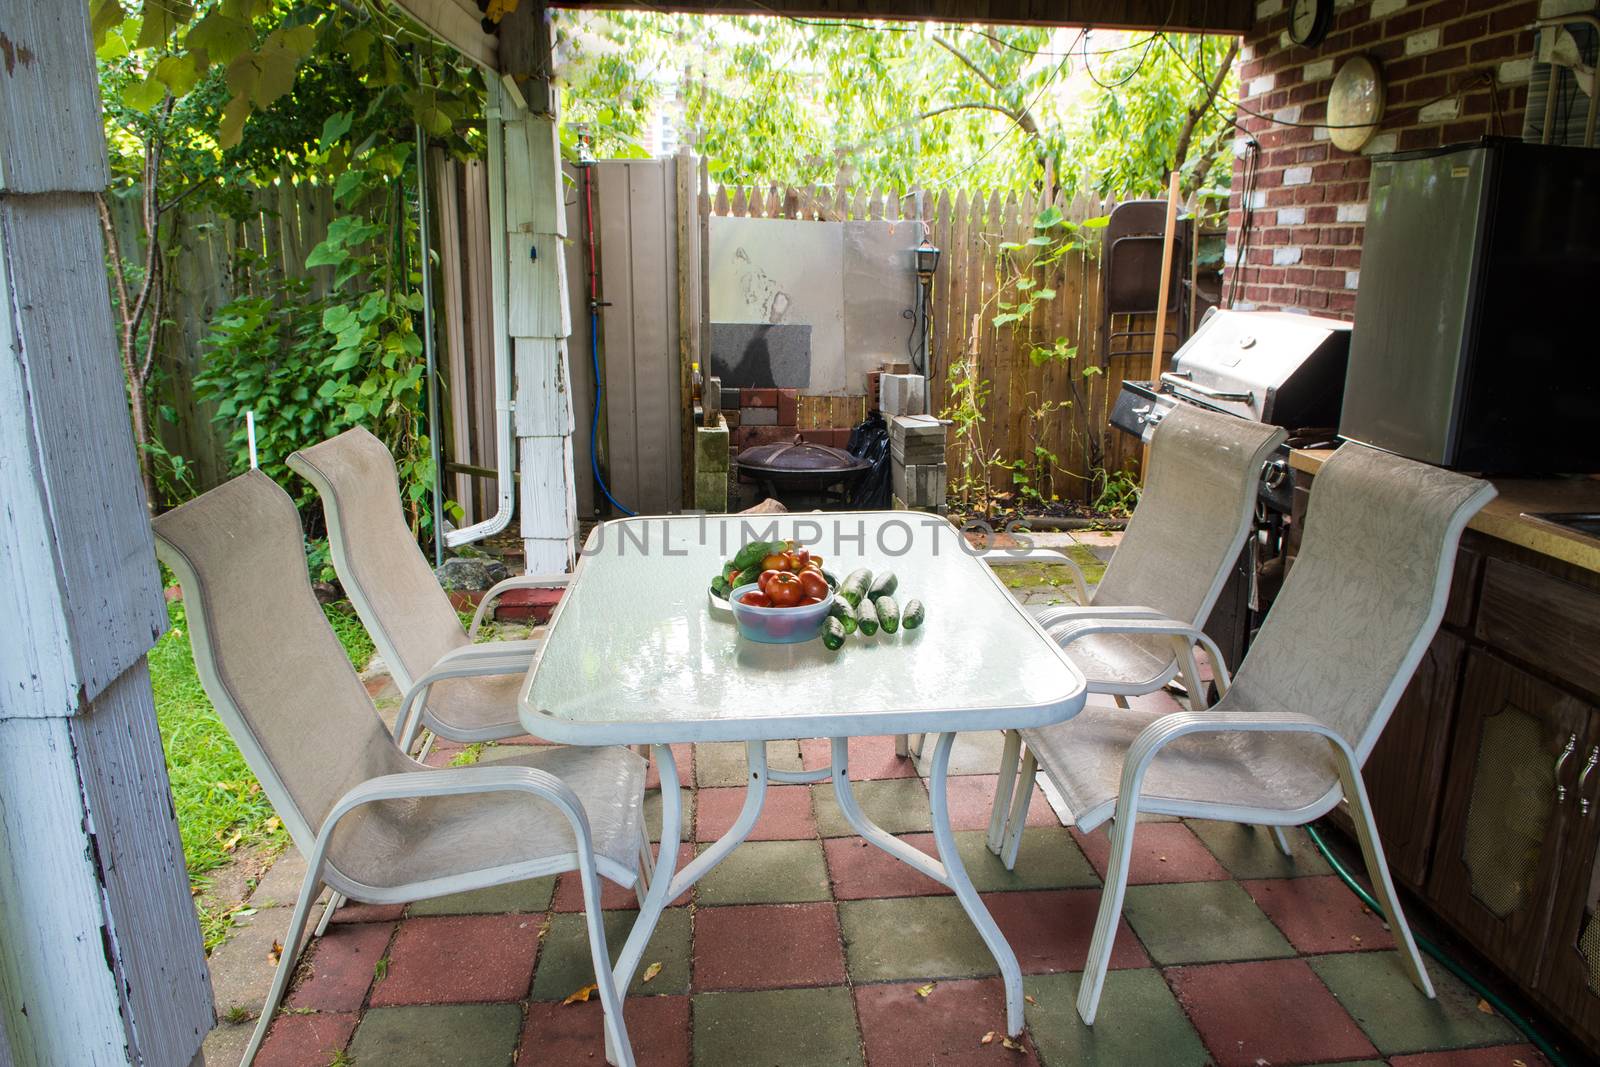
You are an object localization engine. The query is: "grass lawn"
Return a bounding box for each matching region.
[150,596,374,946]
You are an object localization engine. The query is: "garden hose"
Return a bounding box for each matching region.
[1303,824,1568,1067]
[578,151,635,518]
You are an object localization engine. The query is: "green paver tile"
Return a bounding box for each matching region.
[1185,819,1330,879]
[694,987,864,1067]
[1309,951,1518,1054]
[695,741,804,787]
[531,908,690,999]
[695,840,831,905]
[645,787,695,843]
[813,777,931,837]
[1024,971,1209,1067]
[956,828,1100,892]
[348,1003,521,1066]
[407,877,555,916]
[840,897,995,981]
[1122,881,1295,965]
[916,730,1010,777]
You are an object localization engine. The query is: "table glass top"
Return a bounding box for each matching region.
[518,513,1086,742]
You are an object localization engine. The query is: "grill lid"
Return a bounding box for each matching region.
[1166,309,1351,426]
[738,435,871,477]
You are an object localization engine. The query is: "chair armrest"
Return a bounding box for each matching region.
[978,548,1090,606]
[1122,709,1351,801]
[396,657,535,749]
[432,640,540,668]
[468,574,571,639]
[1030,604,1168,627]
[1039,613,1235,695]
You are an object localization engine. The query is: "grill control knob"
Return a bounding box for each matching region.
[1261,457,1289,490]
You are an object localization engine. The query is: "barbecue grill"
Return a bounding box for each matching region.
[736,434,873,506]
[1108,308,1353,669]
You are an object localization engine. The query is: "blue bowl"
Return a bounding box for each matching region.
[728,582,835,644]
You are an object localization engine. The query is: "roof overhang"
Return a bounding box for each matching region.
[549,0,1253,34]
[389,0,499,71]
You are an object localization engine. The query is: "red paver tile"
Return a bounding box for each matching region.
[801,736,919,780]
[423,739,467,767]
[285,921,394,1011]
[983,889,1149,974]
[695,785,816,841]
[518,995,690,1067]
[553,844,694,911]
[256,1011,358,1067]
[826,833,948,900]
[694,903,847,990]
[1124,689,1185,713]
[856,977,1040,1066]
[329,900,406,924]
[944,775,1057,833]
[369,914,541,1006]
[1071,823,1229,884]
[646,743,695,790]
[1241,875,1396,954]
[1390,1045,1551,1067]
[1166,958,1377,1067]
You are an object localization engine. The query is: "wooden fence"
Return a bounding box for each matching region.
[701,168,1151,504]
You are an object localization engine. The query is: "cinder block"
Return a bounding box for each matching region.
[880,374,927,417]
[892,460,947,510]
[704,376,722,418]
[695,419,731,473]
[694,470,729,513]
[743,387,778,408]
[741,406,778,426]
[722,409,741,430]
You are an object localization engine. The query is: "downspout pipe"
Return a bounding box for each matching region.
[446,77,516,548]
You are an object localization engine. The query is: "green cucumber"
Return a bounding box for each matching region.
[901,599,925,630]
[876,595,900,634]
[828,600,857,634]
[868,571,898,601]
[731,539,784,573]
[821,616,848,651]
[854,599,879,635]
[839,568,873,607]
[711,575,732,600]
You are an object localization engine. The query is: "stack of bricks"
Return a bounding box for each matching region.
[693,415,730,512]
[890,414,947,511]
[1225,0,1542,318]
[725,387,866,456]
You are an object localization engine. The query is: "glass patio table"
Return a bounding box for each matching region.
[518,511,1086,1045]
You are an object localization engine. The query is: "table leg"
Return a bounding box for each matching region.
[828,733,1027,1036]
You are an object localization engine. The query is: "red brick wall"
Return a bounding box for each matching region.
[1222,0,1558,317]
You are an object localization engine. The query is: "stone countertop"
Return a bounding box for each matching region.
[1290,448,1600,576]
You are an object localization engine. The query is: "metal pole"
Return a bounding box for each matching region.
[415,62,444,566]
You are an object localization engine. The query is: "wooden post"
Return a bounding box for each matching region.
[0,4,212,1065]
[1141,170,1182,481]
[676,147,696,507]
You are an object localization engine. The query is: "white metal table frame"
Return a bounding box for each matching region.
[517,513,1087,1058]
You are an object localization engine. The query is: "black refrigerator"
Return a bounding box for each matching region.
[1339,138,1600,474]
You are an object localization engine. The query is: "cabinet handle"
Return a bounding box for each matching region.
[1555,734,1577,802]
[1580,747,1599,816]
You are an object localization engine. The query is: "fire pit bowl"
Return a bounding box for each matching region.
[736,434,872,504]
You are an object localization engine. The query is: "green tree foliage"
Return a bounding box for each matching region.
[556,12,1238,202]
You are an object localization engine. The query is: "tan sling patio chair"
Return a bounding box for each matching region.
[906,403,1287,866]
[289,427,561,752]
[153,471,646,1067]
[1022,443,1494,1025]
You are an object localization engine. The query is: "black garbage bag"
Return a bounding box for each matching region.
[847,411,891,508]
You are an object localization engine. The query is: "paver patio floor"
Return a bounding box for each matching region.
[221,727,1552,1067]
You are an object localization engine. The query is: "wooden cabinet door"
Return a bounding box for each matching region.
[1361,631,1465,888]
[1427,651,1590,987]
[1537,714,1600,1051]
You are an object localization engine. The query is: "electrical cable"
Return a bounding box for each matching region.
[579,155,637,517]
[1303,824,1569,1067]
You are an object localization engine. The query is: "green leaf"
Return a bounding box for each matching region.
[1080,215,1111,230]
[135,0,194,50]
[153,54,202,97]
[122,74,167,113]
[1033,205,1066,229]
[1015,278,1035,290]
[304,239,348,270]
[1035,288,1056,300]
[186,13,254,65]
[1026,235,1052,246]
[333,169,366,202]
[91,0,128,48]
[330,349,361,372]
[319,111,353,149]
[991,312,1021,328]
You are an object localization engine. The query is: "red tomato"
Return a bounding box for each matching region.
[806,554,824,571]
[798,569,828,600]
[798,596,821,607]
[767,572,804,607]
[758,569,782,592]
[740,592,772,607]
[794,548,811,567]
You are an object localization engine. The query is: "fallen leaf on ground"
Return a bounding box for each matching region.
[564,983,598,1005]
[267,940,281,966]
[915,982,936,998]
[1024,994,1036,1004]
[1476,999,1495,1015]
[980,1031,996,1046]
[642,962,662,984]
[221,830,242,853]
[1002,1036,1024,1052]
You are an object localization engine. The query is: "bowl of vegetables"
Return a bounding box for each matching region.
[727,547,836,644]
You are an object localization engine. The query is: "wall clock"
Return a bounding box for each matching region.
[1327,56,1386,152]
[1289,0,1334,48]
